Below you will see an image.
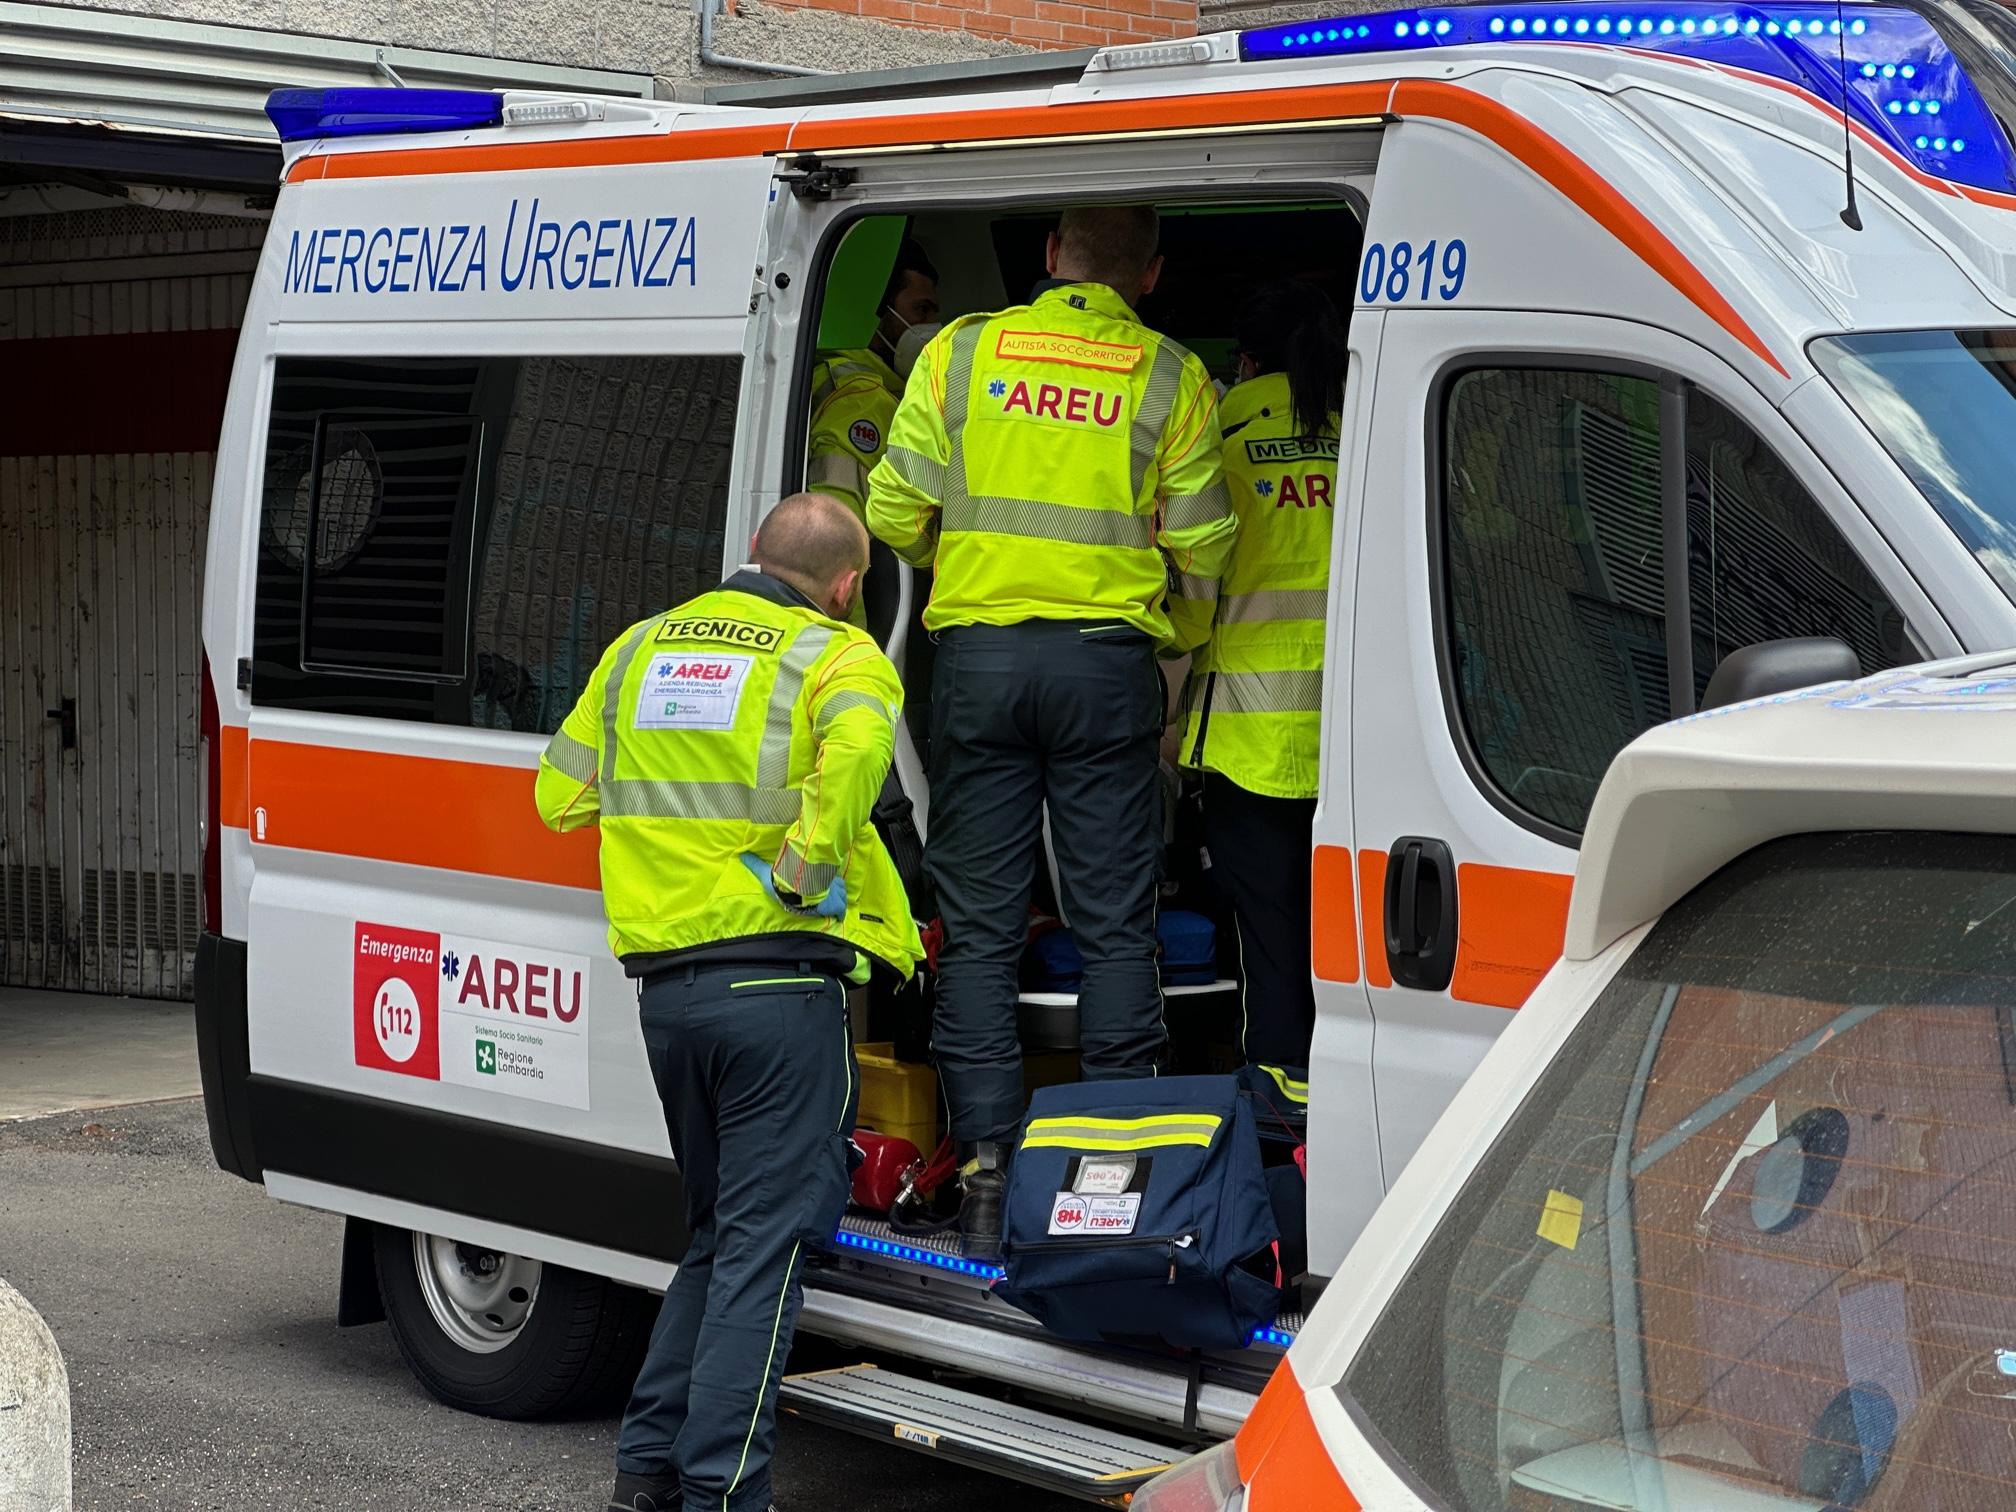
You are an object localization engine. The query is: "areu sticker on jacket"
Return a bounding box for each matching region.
[635,653,753,731]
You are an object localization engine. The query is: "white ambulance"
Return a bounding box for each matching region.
[195,0,2016,1497]
[1146,651,2016,1511]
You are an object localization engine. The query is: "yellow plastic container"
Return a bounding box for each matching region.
[855,1041,939,1154]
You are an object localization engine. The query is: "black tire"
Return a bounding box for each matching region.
[372,1223,657,1419]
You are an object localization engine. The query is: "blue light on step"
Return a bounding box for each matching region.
[831,1227,1007,1282]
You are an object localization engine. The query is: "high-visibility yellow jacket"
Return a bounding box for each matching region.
[1181,372,1338,800]
[534,571,922,977]
[865,282,1237,654]
[805,347,901,632]
[806,347,901,519]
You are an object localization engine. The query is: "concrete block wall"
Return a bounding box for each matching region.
[745,0,1197,50]
[47,0,1042,84]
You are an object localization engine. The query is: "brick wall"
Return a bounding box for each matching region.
[753,0,1198,50]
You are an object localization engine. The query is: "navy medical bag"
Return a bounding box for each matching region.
[995,1075,1281,1350]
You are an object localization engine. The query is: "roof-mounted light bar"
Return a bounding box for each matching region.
[266,87,503,143]
[1087,33,1242,72]
[1239,2,2016,195]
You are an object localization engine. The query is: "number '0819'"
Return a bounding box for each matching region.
[1359,238,1468,303]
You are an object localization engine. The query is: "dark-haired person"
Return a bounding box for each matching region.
[806,238,940,526]
[1182,281,1348,1116]
[866,204,1237,1259]
[536,492,921,1512]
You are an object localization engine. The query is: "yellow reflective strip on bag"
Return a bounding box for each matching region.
[1021,1111,1224,1151]
[1022,1130,1218,1151]
[1260,1065,1310,1105]
[1026,1113,1222,1132]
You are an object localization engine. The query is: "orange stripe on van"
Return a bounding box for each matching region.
[287,121,793,183]
[1452,862,1573,1011]
[1238,1359,1363,1511]
[1310,844,1359,984]
[239,739,601,890]
[220,724,250,831]
[1392,79,1788,377]
[1356,848,1391,991]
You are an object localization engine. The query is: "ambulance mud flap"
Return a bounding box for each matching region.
[778,1362,1182,1507]
[193,932,259,1181]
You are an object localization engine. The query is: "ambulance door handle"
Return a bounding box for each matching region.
[1383,836,1458,993]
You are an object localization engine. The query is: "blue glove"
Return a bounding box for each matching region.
[739,853,848,919]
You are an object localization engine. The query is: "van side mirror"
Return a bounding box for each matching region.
[1699,637,1861,713]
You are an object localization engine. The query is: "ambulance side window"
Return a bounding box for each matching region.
[1442,367,1668,835]
[1441,368,1909,835]
[254,354,739,732]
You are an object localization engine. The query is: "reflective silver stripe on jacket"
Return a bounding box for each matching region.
[755,626,837,790]
[1211,669,1324,715]
[1217,588,1329,625]
[775,840,838,899]
[808,452,865,492]
[814,688,891,733]
[943,494,1155,550]
[1129,341,1185,504]
[600,780,802,825]
[1172,572,1219,601]
[600,620,656,782]
[542,728,597,783]
[1163,480,1233,534]
[882,445,945,500]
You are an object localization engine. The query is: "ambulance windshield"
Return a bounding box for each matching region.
[1815,328,2016,607]
[1338,830,2016,1511]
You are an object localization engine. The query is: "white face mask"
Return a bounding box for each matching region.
[893,320,943,379]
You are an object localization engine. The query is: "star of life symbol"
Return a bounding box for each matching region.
[441,950,461,980]
[988,378,1008,398]
[1255,479,1275,497]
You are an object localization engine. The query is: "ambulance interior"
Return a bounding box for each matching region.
[795,202,1358,1228]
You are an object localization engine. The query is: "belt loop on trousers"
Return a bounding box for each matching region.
[683,963,700,985]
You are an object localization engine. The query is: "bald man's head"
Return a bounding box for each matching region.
[753,492,870,621]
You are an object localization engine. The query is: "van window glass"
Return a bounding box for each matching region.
[1339,830,2016,1512]
[255,354,738,730]
[1444,371,1910,834]
[1813,328,2016,608]
[1443,368,1667,833]
[1685,390,1913,700]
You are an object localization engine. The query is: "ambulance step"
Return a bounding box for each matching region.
[780,1362,1185,1506]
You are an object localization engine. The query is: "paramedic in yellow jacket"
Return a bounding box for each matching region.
[866,204,1237,1260]
[1182,282,1348,1115]
[534,492,920,1512]
[805,237,940,525]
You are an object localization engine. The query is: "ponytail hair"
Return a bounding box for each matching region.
[1235,281,1348,439]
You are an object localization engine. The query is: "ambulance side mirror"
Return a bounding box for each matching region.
[1699,637,1860,713]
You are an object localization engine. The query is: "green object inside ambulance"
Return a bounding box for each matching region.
[818,217,906,351]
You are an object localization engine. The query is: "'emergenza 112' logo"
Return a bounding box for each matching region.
[352,923,591,1109]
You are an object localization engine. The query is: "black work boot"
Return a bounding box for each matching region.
[957,1141,1010,1262]
[606,1469,679,1511]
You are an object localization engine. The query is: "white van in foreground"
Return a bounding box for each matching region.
[1152,651,2016,1511]
[197,0,2016,1495]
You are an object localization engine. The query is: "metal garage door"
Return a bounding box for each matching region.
[0,203,258,998]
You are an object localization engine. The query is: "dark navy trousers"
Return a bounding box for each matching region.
[927,621,1168,1147]
[617,963,858,1512]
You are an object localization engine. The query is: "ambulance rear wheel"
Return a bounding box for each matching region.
[374,1224,654,1419]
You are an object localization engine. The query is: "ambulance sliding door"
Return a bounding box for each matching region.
[235,148,774,1264]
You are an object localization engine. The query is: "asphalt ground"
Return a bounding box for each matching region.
[0,1098,1081,1511]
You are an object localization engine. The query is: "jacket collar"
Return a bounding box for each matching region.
[1220,371,1293,435]
[722,567,825,616]
[1033,281,1139,323]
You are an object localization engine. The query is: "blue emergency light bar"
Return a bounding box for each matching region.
[1240,2,2016,194]
[265,87,504,143]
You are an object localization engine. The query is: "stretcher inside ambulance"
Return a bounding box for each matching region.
[193,0,2016,1498]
